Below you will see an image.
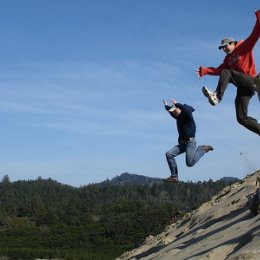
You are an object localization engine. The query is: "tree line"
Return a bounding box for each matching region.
[0,174,239,260]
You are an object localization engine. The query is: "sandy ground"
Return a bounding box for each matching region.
[116,171,260,260]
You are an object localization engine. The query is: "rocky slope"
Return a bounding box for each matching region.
[116,171,260,260]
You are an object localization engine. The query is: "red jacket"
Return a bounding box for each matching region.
[200,10,260,78]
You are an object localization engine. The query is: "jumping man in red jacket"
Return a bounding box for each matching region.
[196,10,260,136]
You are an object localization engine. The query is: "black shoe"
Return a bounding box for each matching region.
[163,175,179,183]
[201,145,214,153]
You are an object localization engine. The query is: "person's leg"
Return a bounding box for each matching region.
[202,69,232,105]
[215,69,233,101]
[203,69,255,106]
[185,139,213,167]
[216,69,255,100]
[165,144,184,177]
[235,92,260,135]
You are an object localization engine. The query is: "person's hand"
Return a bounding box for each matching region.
[163,100,167,106]
[195,67,202,78]
[170,99,176,105]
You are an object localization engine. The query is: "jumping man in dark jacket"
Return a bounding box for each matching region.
[163,99,213,183]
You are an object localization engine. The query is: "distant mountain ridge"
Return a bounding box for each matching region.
[101,172,161,185]
[100,172,240,186]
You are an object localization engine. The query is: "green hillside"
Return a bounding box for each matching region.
[0,174,238,260]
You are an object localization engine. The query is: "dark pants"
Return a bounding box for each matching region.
[215,69,260,135]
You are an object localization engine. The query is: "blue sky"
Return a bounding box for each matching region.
[0,0,259,187]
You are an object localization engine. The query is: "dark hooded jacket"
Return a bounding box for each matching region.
[165,103,196,143]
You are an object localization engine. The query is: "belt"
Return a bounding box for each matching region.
[179,137,194,144]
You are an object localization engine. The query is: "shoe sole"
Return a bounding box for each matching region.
[202,86,212,98]
[208,98,217,106]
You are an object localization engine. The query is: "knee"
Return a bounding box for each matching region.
[236,115,246,125]
[166,150,175,159]
[186,160,194,167]
[165,151,171,159]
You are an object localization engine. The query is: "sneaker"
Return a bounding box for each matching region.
[201,145,214,153]
[202,86,219,106]
[163,175,179,183]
